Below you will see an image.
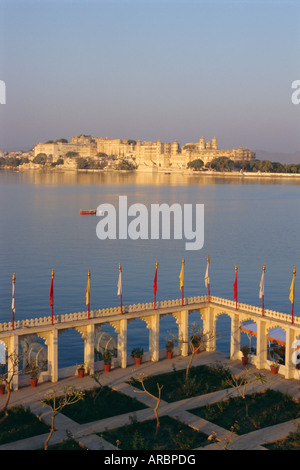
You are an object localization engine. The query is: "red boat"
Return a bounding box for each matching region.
[80,210,96,215]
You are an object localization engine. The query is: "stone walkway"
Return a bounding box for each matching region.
[1,351,300,451]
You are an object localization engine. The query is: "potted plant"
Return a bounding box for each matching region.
[166,340,174,359]
[240,345,250,365]
[131,347,144,365]
[77,363,85,378]
[270,360,279,374]
[30,364,39,387]
[103,350,112,372]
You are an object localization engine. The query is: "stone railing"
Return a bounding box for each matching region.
[0,294,297,333]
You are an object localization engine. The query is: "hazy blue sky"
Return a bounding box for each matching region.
[0,0,300,153]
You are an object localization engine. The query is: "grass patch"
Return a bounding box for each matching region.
[60,386,147,424]
[190,389,300,435]
[0,405,49,445]
[264,425,300,450]
[101,415,208,450]
[129,363,233,402]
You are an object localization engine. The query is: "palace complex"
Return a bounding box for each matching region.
[33,135,256,169]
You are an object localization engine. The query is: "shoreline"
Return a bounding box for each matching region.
[3,165,300,179]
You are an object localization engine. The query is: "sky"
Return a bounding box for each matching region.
[0,0,300,154]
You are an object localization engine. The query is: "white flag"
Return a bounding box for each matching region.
[117,271,122,297]
[11,281,15,311]
[204,261,210,288]
[259,270,264,299]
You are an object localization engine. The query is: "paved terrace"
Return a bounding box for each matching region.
[1,351,300,451]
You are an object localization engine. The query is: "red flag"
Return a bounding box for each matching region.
[153,265,158,296]
[49,270,54,307]
[233,266,238,301]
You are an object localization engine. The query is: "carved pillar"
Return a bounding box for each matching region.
[84,323,95,374]
[202,306,215,351]
[149,314,160,362]
[174,309,189,356]
[7,334,19,391]
[117,318,128,368]
[285,326,296,379]
[230,313,241,360]
[256,319,267,370]
[45,328,58,383]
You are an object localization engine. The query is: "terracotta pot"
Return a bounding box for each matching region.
[167,351,173,359]
[30,378,38,387]
[242,357,248,366]
[104,364,111,372]
[134,357,142,365]
[0,384,5,395]
[78,369,85,378]
[270,366,278,374]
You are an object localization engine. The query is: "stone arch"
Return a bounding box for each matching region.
[215,311,232,355]
[266,324,286,364]
[159,312,178,350]
[57,327,85,369]
[240,319,258,357]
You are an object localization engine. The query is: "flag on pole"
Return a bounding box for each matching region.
[259,265,265,299]
[289,267,296,304]
[11,273,15,312]
[153,259,158,309]
[204,256,210,288]
[117,265,122,297]
[118,263,123,314]
[49,270,54,307]
[153,260,158,296]
[233,265,238,301]
[179,257,184,290]
[86,270,90,306]
[12,272,16,331]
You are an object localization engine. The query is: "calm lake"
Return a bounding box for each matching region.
[0,170,299,367]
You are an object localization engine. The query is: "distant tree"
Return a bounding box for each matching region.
[187,159,204,171]
[33,153,47,165]
[65,151,79,158]
[56,138,68,143]
[116,159,137,170]
[210,157,234,172]
[76,157,89,169]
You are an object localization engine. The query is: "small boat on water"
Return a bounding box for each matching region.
[79,210,103,215]
[80,210,96,215]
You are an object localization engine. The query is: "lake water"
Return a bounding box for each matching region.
[0,170,299,367]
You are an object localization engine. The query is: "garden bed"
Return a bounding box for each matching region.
[128,363,233,402]
[190,389,300,435]
[101,415,208,450]
[60,386,147,424]
[0,405,49,445]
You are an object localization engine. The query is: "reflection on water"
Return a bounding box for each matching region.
[0,170,299,366]
[3,169,300,187]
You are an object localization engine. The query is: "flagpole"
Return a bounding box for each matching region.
[50,269,54,325]
[154,259,158,310]
[119,263,123,315]
[87,269,91,320]
[234,264,238,310]
[291,266,296,324]
[207,256,210,302]
[12,272,16,331]
[181,257,185,306]
[262,264,265,317]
